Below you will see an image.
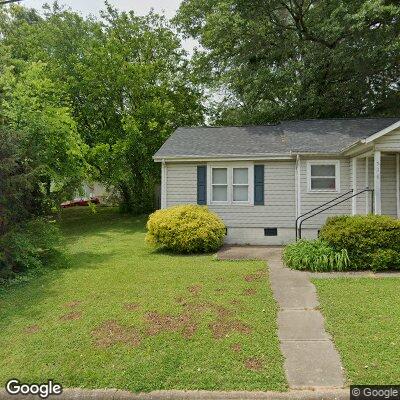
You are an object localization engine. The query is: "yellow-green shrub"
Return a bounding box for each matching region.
[146,205,226,253]
[319,215,400,270]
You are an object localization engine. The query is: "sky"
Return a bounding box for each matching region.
[22,0,182,19]
[20,0,197,52]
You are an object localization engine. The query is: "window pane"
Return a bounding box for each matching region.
[233,168,248,184]
[311,165,335,177]
[212,185,227,201]
[233,185,248,201]
[212,168,227,184]
[311,178,336,190]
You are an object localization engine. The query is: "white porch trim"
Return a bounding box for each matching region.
[397,153,400,218]
[365,157,369,214]
[374,150,381,215]
[363,120,400,144]
[351,158,357,215]
[296,155,301,218]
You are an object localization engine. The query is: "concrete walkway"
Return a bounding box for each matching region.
[217,246,345,390]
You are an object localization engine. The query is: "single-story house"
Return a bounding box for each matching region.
[153,118,400,245]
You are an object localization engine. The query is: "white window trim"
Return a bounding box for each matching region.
[307,160,341,193]
[207,164,254,205]
[210,166,229,205]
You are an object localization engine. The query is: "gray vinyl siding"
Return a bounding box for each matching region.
[355,157,367,214]
[166,161,296,228]
[300,158,351,228]
[165,154,397,234]
[210,161,296,228]
[355,157,374,215]
[381,154,397,218]
[375,127,400,149]
[166,163,197,206]
[375,129,399,218]
[353,155,397,217]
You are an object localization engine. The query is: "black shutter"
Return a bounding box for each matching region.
[197,166,207,205]
[254,165,264,205]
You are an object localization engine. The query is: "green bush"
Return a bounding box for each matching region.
[146,205,226,253]
[319,215,400,270]
[0,218,61,281]
[283,239,350,272]
[370,249,400,272]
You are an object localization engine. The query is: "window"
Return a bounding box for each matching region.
[307,161,340,192]
[212,168,228,202]
[232,168,249,202]
[209,165,253,205]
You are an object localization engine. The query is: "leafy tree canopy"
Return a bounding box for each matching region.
[176,0,400,124]
[0,3,204,213]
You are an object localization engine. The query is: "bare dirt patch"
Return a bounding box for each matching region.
[23,325,40,334]
[92,298,252,344]
[230,299,244,308]
[244,357,264,371]
[63,300,82,309]
[92,320,142,348]
[242,288,257,296]
[173,298,251,340]
[145,311,197,339]
[212,303,232,318]
[124,303,140,311]
[231,343,242,353]
[187,284,203,295]
[244,270,266,282]
[60,311,82,321]
[209,318,252,339]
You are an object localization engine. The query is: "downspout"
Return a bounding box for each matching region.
[161,159,167,209]
[295,154,301,240]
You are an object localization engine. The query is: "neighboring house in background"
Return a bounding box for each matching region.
[153,118,400,245]
[62,183,116,208]
[81,182,111,201]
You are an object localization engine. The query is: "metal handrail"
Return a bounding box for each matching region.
[296,188,374,240]
[295,189,353,241]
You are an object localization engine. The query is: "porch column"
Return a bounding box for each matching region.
[397,153,400,218]
[351,158,357,215]
[365,157,370,214]
[374,150,381,215]
[296,155,301,219]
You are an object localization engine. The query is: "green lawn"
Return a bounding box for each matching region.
[0,208,286,392]
[314,278,400,385]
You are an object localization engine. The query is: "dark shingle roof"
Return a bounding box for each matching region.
[154,118,399,159]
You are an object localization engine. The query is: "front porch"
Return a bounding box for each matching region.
[352,151,400,218]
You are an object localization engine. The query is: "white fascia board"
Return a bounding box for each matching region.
[153,152,342,163]
[340,120,400,154]
[362,120,400,144]
[153,154,294,162]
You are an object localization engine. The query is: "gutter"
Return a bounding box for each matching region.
[153,151,342,162]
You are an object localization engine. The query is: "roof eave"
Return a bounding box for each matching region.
[362,120,400,144]
[153,151,343,162]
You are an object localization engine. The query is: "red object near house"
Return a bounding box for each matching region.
[61,197,100,209]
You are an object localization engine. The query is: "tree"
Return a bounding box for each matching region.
[0,127,61,279]
[0,59,88,205]
[176,0,400,124]
[0,3,204,213]
[0,44,77,279]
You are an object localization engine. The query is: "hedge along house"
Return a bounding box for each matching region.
[153,118,400,245]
